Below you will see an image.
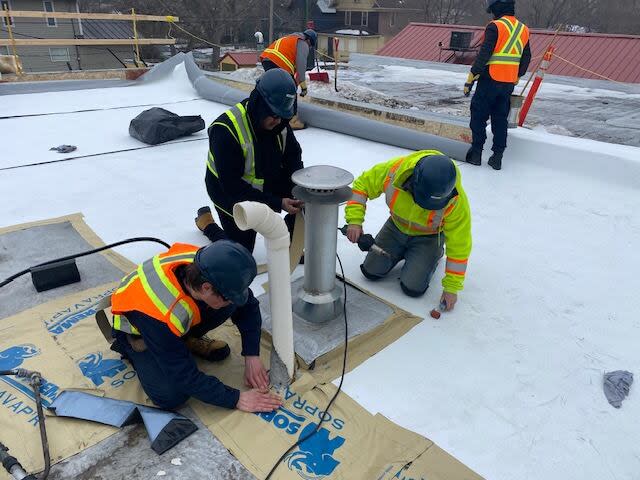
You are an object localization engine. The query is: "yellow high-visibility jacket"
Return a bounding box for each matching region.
[345,150,472,293]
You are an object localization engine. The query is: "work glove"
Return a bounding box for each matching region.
[299,81,308,97]
[463,72,479,97]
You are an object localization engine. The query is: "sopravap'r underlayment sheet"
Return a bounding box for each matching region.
[0,215,482,479]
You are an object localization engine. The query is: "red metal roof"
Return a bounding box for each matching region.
[377,23,640,83]
[221,51,259,66]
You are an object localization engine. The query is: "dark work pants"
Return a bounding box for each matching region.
[470,77,515,154]
[361,218,444,297]
[112,308,232,409]
[204,168,296,253]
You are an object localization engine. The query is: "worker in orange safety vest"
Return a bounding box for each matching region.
[464,0,531,170]
[260,29,317,129]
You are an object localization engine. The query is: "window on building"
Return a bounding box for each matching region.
[344,10,351,26]
[43,1,56,27]
[1,46,9,55]
[49,47,70,62]
[1,0,13,27]
[361,11,368,27]
[390,12,397,27]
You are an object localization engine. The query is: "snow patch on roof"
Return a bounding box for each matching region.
[335,29,370,36]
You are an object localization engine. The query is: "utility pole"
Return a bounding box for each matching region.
[269,0,274,43]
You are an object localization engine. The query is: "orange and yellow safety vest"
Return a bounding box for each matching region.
[260,34,299,76]
[111,243,202,337]
[487,15,530,83]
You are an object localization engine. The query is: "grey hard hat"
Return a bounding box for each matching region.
[194,240,257,305]
[255,68,297,119]
[303,29,318,47]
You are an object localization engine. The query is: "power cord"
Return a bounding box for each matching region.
[0,237,170,290]
[264,253,349,480]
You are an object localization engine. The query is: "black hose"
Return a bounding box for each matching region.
[0,237,170,290]
[31,376,50,480]
[264,253,349,480]
[0,371,49,479]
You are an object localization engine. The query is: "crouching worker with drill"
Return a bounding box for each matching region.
[109,225,282,413]
[345,151,472,311]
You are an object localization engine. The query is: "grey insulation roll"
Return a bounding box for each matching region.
[183,52,469,160]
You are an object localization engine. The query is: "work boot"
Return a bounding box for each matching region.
[289,115,307,130]
[488,152,503,170]
[185,336,230,362]
[465,147,482,166]
[195,206,215,232]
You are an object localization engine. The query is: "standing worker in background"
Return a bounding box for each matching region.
[260,29,318,130]
[196,68,304,253]
[345,151,472,311]
[464,0,531,170]
[109,227,282,413]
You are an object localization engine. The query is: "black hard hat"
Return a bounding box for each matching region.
[303,29,318,48]
[194,240,257,305]
[255,68,297,119]
[485,0,515,13]
[412,155,457,211]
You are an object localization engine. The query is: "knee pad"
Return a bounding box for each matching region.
[400,282,428,298]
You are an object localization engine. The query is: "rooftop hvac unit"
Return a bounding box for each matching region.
[449,31,473,50]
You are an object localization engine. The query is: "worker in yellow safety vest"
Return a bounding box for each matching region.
[260,29,317,129]
[345,151,472,311]
[464,0,531,170]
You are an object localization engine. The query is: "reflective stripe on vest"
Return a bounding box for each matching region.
[347,189,368,207]
[262,37,296,74]
[207,103,289,199]
[383,158,457,235]
[113,252,196,336]
[207,103,266,192]
[112,314,139,335]
[487,17,527,68]
[445,257,468,276]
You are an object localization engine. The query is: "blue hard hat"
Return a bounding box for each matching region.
[303,29,318,48]
[412,154,457,211]
[485,0,515,13]
[255,68,297,119]
[194,240,257,306]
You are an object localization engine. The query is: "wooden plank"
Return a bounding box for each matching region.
[2,10,178,22]
[0,38,176,46]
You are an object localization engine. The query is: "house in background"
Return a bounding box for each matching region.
[219,50,259,71]
[1,0,139,72]
[311,0,423,59]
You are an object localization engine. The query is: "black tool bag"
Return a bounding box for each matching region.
[129,107,205,145]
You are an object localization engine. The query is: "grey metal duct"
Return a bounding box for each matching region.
[182,52,469,160]
[50,391,197,455]
[291,166,353,323]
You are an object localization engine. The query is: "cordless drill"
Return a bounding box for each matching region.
[339,225,390,257]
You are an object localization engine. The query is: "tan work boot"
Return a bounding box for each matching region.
[185,336,230,362]
[289,115,307,130]
[195,206,215,232]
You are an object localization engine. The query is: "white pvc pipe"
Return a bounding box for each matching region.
[233,201,295,386]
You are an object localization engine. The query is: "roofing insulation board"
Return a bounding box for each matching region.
[378,23,640,83]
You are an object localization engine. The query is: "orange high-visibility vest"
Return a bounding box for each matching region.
[111,243,202,337]
[487,16,530,83]
[260,34,300,75]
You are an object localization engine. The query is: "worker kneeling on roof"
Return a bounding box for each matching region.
[345,151,472,311]
[109,225,282,413]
